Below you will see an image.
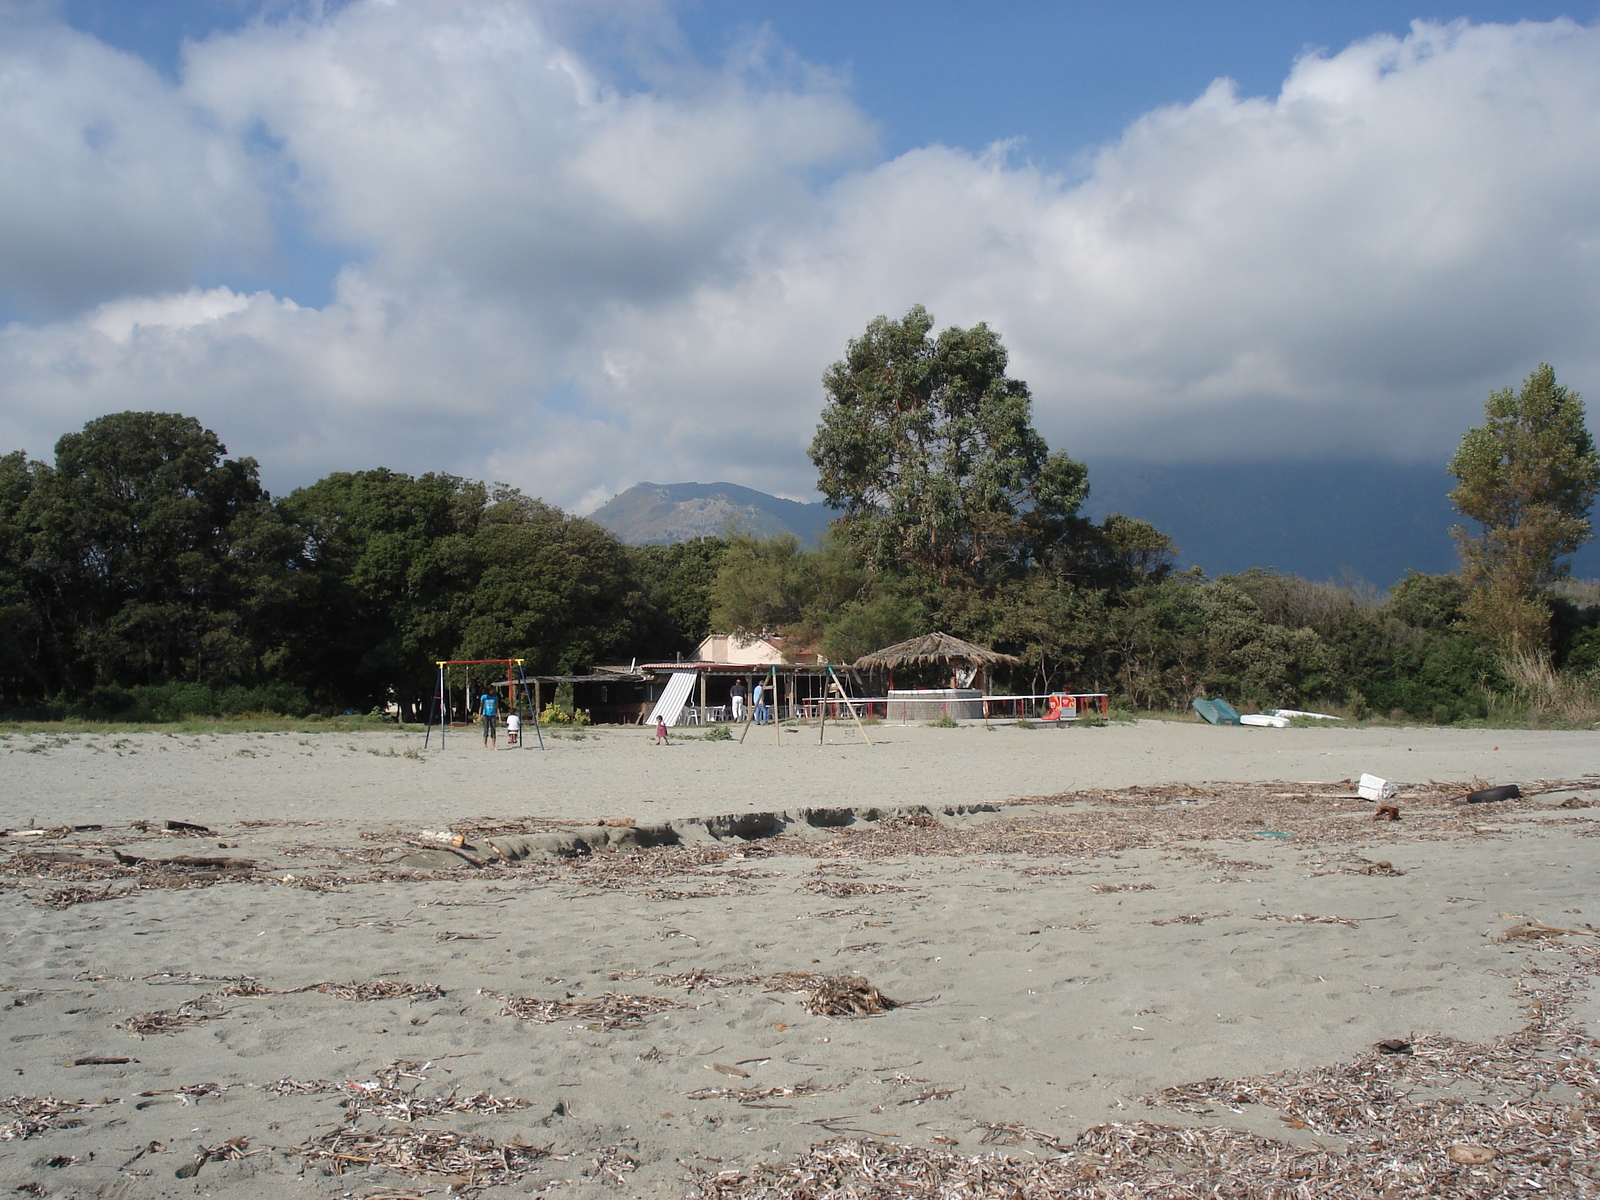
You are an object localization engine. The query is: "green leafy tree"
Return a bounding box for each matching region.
[1448,364,1600,652]
[441,487,643,673]
[1388,571,1468,631]
[626,538,729,658]
[0,451,48,704]
[20,412,285,695]
[810,305,1089,584]
[705,532,924,663]
[281,472,645,715]
[707,532,814,641]
[279,469,471,711]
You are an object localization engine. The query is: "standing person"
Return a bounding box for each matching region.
[730,679,746,722]
[752,680,767,725]
[479,688,499,749]
[655,714,669,745]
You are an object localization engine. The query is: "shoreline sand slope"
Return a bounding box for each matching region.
[2,723,1596,1197]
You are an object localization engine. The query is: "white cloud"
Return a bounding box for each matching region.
[1,6,1598,508]
[0,9,270,317]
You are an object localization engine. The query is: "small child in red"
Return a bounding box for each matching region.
[655,716,669,745]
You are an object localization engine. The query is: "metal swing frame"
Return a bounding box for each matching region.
[423,658,544,750]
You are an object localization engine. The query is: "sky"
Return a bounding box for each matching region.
[3,0,1600,513]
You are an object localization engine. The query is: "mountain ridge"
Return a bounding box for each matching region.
[589,467,1600,585]
[588,481,833,547]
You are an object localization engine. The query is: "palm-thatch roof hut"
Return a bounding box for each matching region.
[852,632,1020,672]
[852,633,1020,720]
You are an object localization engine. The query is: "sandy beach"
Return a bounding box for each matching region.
[2,720,1597,1197]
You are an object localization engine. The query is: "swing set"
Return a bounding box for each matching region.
[423,658,544,750]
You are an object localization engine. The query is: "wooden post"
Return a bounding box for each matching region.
[699,670,708,724]
[773,665,781,745]
[828,665,872,746]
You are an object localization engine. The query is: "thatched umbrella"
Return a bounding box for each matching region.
[852,632,1020,692]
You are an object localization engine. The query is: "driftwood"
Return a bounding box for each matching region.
[112,850,254,870]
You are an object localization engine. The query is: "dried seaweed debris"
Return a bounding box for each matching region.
[0,1096,98,1141]
[766,973,900,1017]
[497,991,690,1030]
[296,1125,547,1184]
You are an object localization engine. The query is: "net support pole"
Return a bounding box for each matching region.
[423,666,437,750]
[827,665,872,746]
[424,661,446,750]
[516,660,544,750]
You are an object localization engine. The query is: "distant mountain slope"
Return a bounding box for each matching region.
[1087,459,1600,585]
[591,466,1600,585]
[589,481,833,547]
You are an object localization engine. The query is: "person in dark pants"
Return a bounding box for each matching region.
[479,690,499,748]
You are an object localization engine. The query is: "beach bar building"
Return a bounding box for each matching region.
[634,633,834,726]
[511,634,836,726]
[852,632,1020,722]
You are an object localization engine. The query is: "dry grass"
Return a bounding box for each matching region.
[1502,650,1600,725]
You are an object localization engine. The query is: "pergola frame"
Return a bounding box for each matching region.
[423,658,544,751]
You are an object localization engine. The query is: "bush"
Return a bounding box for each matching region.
[1566,627,1600,675]
[62,681,314,722]
[699,724,733,741]
[539,704,589,727]
[924,715,958,728]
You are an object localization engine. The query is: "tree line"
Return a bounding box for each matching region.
[2,309,1597,723]
[717,309,1600,722]
[0,413,726,719]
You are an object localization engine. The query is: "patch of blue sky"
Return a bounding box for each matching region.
[675,1,1597,171]
[63,3,1598,173]
[540,380,630,435]
[195,208,354,312]
[214,121,361,310]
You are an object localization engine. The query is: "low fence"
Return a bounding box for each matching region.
[799,693,1110,724]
